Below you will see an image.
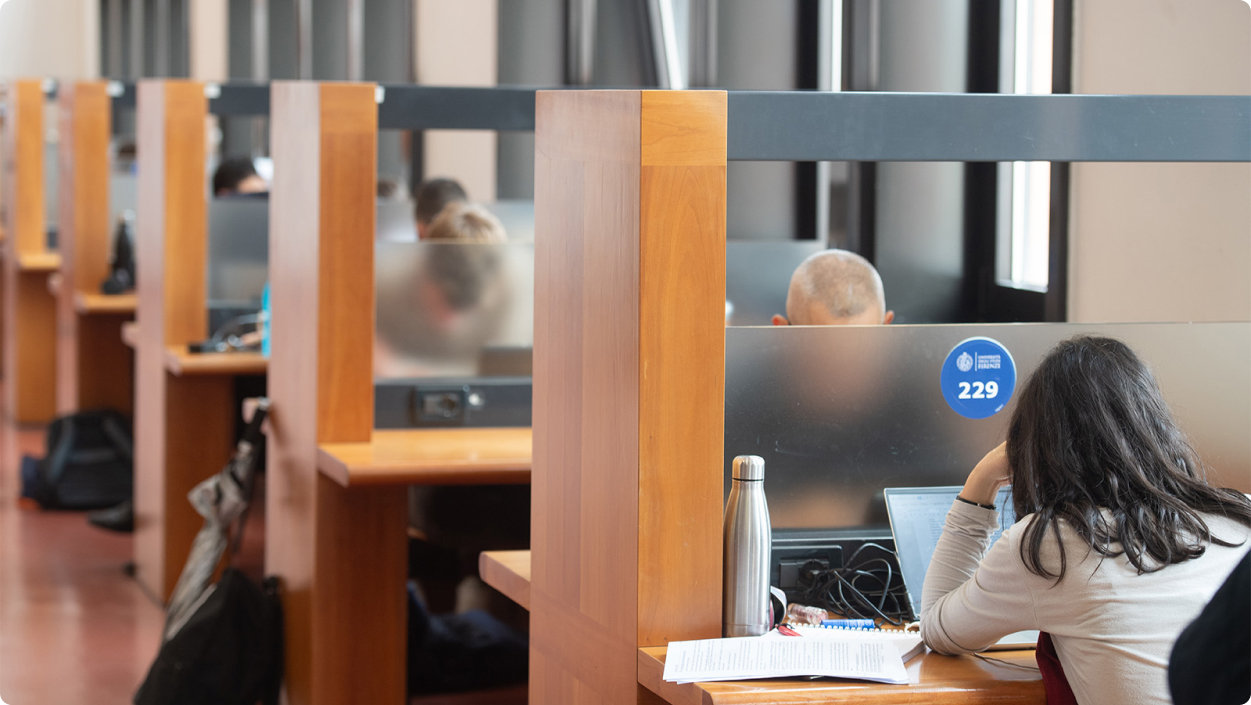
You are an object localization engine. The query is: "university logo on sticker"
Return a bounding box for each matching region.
[956,351,973,372]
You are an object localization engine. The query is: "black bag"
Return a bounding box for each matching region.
[407,583,528,695]
[134,569,283,705]
[101,214,136,294]
[21,410,133,510]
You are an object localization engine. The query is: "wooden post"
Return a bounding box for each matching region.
[2,80,58,430]
[133,80,236,602]
[530,90,728,703]
[267,81,407,705]
[56,81,135,417]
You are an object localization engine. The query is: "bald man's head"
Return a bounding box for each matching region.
[775,250,893,326]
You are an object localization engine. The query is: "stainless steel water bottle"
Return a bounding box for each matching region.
[723,455,772,638]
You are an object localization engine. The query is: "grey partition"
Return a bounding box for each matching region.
[725,241,825,326]
[484,200,535,242]
[725,322,1251,531]
[109,170,138,228]
[377,200,417,242]
[206,197,269,307]
[375,241,534,379]
[44,128,58,246]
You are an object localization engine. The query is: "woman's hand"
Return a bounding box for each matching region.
[961,441,1011,507]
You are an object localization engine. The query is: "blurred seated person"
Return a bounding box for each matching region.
[377,177,403,201]
[772,249,894,326]
[425,202,508,244]
[415,177,467,239]
[212,157,267,198]
[375,202,510,379]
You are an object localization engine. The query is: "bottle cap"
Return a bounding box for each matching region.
[731,455,765,481]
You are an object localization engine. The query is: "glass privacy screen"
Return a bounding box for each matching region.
[375,241,534,379]
[725,322,1251,531]
[206,197,269,306]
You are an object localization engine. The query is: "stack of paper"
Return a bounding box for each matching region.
[662,628,920,685]
[764,624,927,662]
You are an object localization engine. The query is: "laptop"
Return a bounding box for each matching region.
[884,485,1039,651]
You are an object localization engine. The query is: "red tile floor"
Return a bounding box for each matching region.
[0,423,163,705]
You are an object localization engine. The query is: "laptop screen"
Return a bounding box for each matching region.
[884,485,1017,619]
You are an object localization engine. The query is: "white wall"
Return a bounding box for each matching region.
[415,0,497,203]
[1068,0,1251,323]
[189,0,228,82]
[0,0,99,81]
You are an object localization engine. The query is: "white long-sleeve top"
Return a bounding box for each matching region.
[921,499,1251,705]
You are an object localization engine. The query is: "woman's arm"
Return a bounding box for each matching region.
[919,443,1039,654]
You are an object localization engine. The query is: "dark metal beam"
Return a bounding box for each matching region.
[208,82,270,116]
[377,85,537,131]
[108,81,270,116]
[107,84,1251,162]
[109,81,136,110]
[727,91,1251,162]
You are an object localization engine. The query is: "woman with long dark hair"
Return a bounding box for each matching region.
[921,335,1251,705]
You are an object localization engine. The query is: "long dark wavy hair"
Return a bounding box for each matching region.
[1007,335,1251,580]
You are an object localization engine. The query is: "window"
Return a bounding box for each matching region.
[997,0,1053,291]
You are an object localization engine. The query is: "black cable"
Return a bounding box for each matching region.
[794,542,912,626]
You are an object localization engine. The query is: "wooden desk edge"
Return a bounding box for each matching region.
[163,346,268,377]
[73,292,138,315]
[17,252,62,272]
[479,550,531,611]
[316,443,531,489]
[639,649,706,705]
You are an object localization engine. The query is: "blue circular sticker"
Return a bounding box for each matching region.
[940,337,1016,419]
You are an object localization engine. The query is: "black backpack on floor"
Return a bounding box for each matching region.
[20,410,133,510]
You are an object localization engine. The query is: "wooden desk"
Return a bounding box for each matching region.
[317,427,531,488]
[479,550,531,610]
[17,251,61,272]
[73,292,137,315]
[638,646,1044,705]
[163,345,268,376]
[479,548,1041,703]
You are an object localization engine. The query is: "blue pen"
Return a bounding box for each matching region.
[821,619,875,630]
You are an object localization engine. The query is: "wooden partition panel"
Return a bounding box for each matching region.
[133,80,226,601]
[267,81,407,705]
[2,80,57,426]
[0,99,6,376]
[56,81,134,416]
[2,81,45,258]
[531,90,728,704]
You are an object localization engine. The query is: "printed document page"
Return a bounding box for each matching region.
[662,636,909,685]
[761,625,926,663]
